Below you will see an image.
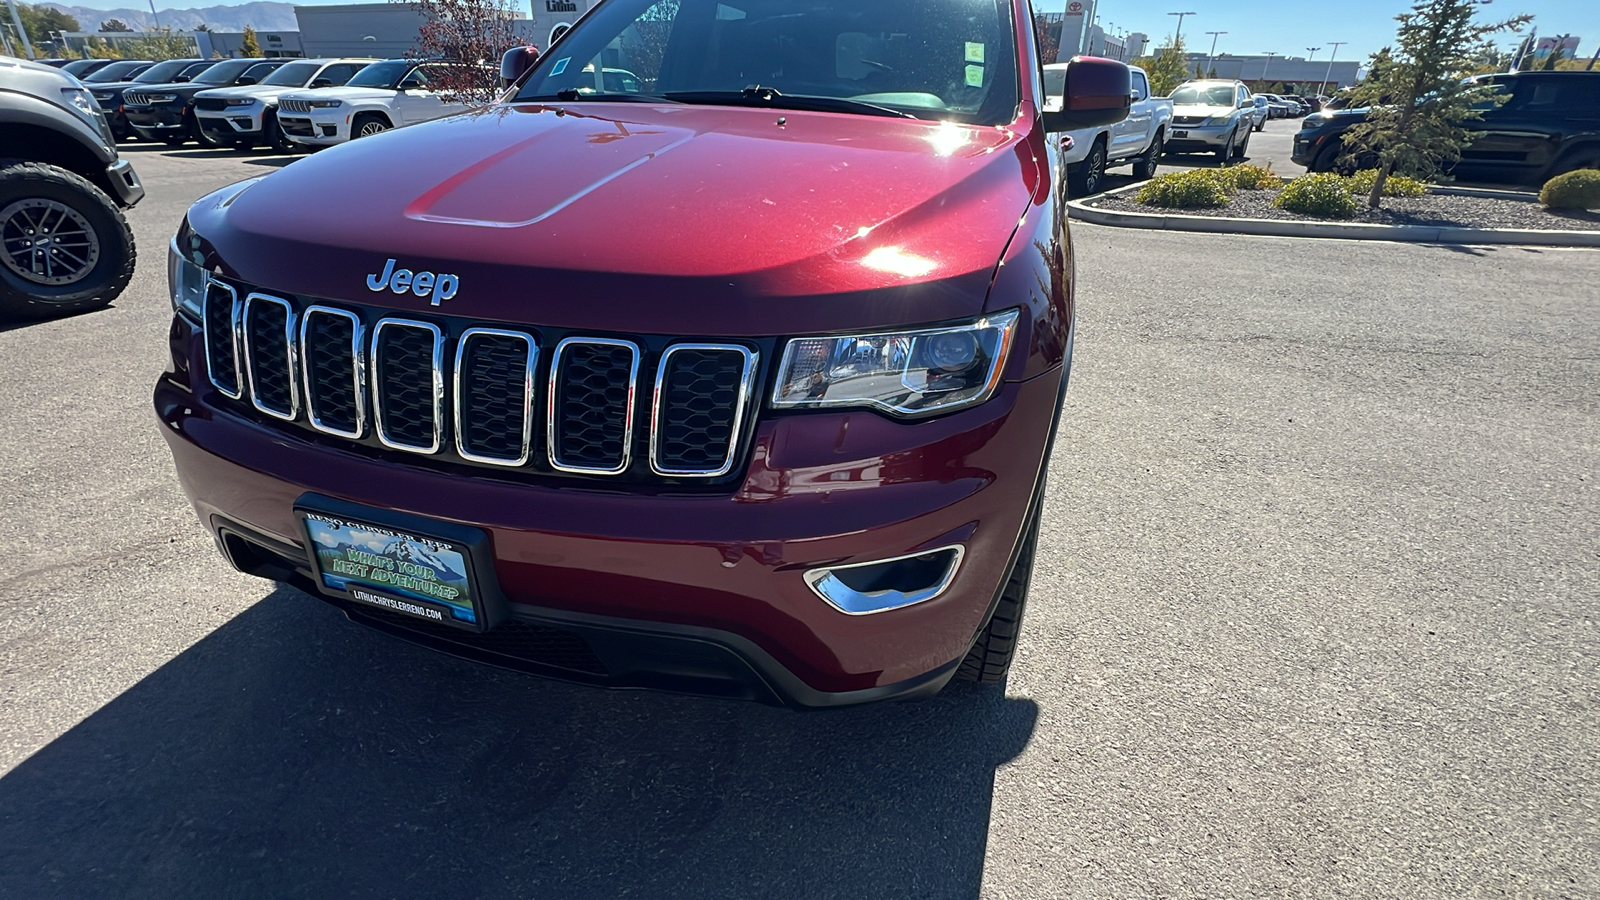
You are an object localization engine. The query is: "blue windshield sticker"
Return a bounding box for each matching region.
[551,57,570,76]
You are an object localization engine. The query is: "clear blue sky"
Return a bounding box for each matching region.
[1042,0,1596,65]
[52,0,1600,64]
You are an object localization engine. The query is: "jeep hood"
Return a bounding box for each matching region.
[190,103,1039,335]
[195,84,301,101]
[282,86,405,104]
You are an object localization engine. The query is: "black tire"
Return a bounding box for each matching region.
[1068,137,1107,197]
[266,110,294,153]
[352,113,391,139]
[1214,126,1236,162]
[0,161,135,321]
[1131,129,1163,181]
[1233,129,1250,161]
[955,496,1041,685]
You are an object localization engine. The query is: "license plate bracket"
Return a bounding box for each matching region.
[1172,130,1189,138]
[295,493,507,633]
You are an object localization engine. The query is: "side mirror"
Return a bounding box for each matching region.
[1042,57,1131,132]
[500,46,540,89]
[174,75,191,83]
[310,78,333,88]
[236,76,257,85]
[398,76,424,91]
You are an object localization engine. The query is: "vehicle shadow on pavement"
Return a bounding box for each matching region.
[0,584,1038,899]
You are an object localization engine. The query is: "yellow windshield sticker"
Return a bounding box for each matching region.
[966,42,985,63]
[965,64,984,87]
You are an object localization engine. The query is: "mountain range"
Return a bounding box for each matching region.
[40,2,300,33]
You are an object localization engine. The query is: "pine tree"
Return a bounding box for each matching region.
[1132,34,1189,97]
[241,25,260,56]
[1339,0,1529,208]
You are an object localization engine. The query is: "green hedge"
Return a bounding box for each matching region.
[1274,173,1360,219]
[1346,169,1427,198]
[1539,169,1600,210]
[1224,164,1282,190]
[1135,169,1234,208]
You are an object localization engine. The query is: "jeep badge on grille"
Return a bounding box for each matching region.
[366,259,459,306]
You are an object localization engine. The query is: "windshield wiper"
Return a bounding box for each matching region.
[543,89,678,103]
[662,86,918,119]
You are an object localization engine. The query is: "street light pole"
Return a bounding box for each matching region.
[3,0,35,59]
[1260,51,1276,90]
[1205,31,1227,77]
[1320,41,1346,95]
[1167,11,1196,48]
[1307,46,1320,61]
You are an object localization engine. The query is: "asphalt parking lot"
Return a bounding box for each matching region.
[2,142,1597,899]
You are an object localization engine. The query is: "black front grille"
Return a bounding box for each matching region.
[1173,115,1205,126]
[374,322,439,451]
[354,607,609,675]
[303,309,361,436]
[457,331,533,464]
[198,282,761,484]
[194,97,229,111]
[122,91,150,106]
[244,297,295,418]
[655,347,749,474]
[203,282,240,397]
[551,341,637,472]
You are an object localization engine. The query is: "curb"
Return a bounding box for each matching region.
[1067,183,1600,247]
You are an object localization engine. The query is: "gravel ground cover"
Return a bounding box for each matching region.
[1089,186,1600,231]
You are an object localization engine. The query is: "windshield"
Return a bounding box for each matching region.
[513,0,1021,125]
[83,61,145,83]
[346,60,413,89]
[260,60,321,87]
[134,59,196,84]
[194,60,258,85]
[1170,84,1235,106]
[62,59,106,76]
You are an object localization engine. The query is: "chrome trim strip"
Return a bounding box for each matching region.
[546,336,640,475]
[371,318,445,455]
[202,278,242,400]
[299,305,366,439]
[802,545,966,616]
[648,343,759,478]
[453,327,537,467]
[241,292,299,421]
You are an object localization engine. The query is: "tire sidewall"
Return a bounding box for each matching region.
[0,165,133,316]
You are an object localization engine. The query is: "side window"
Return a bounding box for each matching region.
[182,62,213,80]
[1132,71,1148,101]
[406,67,435,89]
[320,64,361,85]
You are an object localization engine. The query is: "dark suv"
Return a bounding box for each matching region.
[1295,70,1600,183]
[125,58,287,145]
[89,58,210,141]
[156,0,1132,707]
[0,56,142,319]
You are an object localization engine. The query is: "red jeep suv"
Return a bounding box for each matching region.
[155,0,1129,706]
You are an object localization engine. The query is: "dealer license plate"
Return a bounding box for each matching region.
[1172,130,1188,138]
[301,511,483,630]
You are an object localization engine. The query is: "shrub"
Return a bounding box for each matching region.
[1347,168,1427,198]
[1225,163,1282,190]
[1539,169,1600,210]
[1135,169,1233,209]
[1274,173,1360,219]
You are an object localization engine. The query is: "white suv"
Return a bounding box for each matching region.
[275,59,476,147]
[193,58,373,151]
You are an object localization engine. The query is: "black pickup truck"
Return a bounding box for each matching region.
[1294,71,1600,185]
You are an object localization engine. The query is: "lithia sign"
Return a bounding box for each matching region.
[546,0,578,11]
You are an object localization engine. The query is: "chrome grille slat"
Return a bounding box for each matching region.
[372,319,444,454]
[278,98,312,114]
[300,306,365,438]
[547,337,640,475]
[242,293,299,421]
[202,279,242,399]
[650,344,758,477]
[454,328,537,467]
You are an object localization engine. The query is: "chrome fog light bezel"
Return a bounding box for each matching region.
[803,545,966,616]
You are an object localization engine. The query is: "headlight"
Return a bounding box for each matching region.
[144,92,178,103]
[772,310,1020,417]
[226,98,257,107]
[91,91,115,102]
[60,87,98,119]
[168,237,207,323]
[308,99,343,109]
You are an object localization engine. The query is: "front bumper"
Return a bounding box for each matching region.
[1293,128,1335,168]
[154,314,1061,706]
[197,107,266,141]
[278,110,347,145]
[1165,121,1236,151]
[104,158,144,206]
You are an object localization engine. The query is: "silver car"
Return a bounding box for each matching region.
[1248,94,1271,131]
[1164,80,1255,161]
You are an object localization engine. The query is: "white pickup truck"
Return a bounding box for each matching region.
[1044,63,1173,196]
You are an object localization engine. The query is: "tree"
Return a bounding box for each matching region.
[194,23,212,32]
[241,24,260,55]
[18,3,79,42]
[1132,34,1188,97]
[410,0,519,105]
[99,19,132,32]
[1339,0,1529,208]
